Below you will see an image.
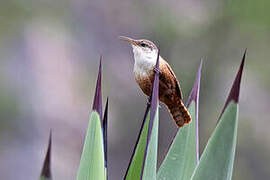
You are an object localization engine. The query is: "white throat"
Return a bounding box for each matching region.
[132,45,158,76]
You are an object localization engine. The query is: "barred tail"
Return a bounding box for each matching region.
[168,100,191,127]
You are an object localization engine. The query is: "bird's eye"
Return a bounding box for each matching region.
[141,43,147,47]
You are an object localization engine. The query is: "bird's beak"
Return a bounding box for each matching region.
[119,36,138,46]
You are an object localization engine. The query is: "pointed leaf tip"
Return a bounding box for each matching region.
[155,49,160,69]
[150,48,160,120]
[221,50,246,117]
[103,97,109,168]
[41,131,52,179]
[92,56,103,118]
[186,59,203,107]
[186,59,202,164]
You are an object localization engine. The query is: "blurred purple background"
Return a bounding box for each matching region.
[0,0,269,179]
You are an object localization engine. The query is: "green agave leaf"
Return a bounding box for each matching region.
[157,103,196,180]
[40,131,52,180]
[157,60,202,180]
[124,107,159,180]
[191,50,246,180]
[77,111,105,180]
[191,102,238,180]
[124,105,151,180]
[142,49,160,180]
[124,50,160,180]
[77,56,105,180]
[142,108,159,180]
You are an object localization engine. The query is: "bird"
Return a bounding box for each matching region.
[119,36,191,128]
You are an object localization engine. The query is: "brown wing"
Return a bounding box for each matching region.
[159,59,183,100]
[158,58,191,128]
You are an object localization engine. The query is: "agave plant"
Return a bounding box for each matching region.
[39,50,246,180]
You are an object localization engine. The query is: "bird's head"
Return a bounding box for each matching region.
[119,36,158,64]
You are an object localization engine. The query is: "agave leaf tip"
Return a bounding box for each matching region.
[219,50,246,119]
[92,56,103,118]
[186,59,203,107]
[41,131,52,179]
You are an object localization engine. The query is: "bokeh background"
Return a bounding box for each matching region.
[0,0,269,179]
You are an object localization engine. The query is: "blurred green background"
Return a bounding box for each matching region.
[0,0,269,179]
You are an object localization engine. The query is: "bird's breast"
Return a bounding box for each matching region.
[133,61,155,97]
[133,60,154,77]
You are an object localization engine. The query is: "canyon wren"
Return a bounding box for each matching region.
[119,36,191,128]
